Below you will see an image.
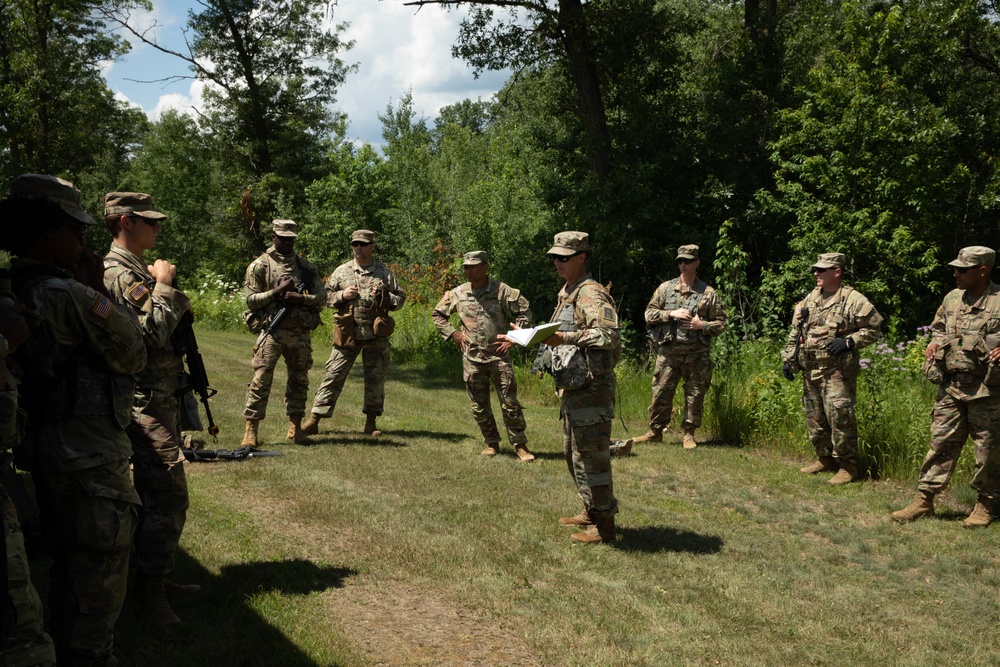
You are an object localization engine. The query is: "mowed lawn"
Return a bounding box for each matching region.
[72,329,1000,666]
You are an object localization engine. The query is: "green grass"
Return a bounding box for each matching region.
[47,328,1000,666]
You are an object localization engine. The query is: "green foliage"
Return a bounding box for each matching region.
[186,269,247,332]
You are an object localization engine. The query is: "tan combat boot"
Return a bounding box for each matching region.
[800,456,837,474]
[828,462,858,486]
[364,414,382,437]
[300,413,323,436]
[632,427,663,444]
[963,496,993,528]
[286,415,312,446]
[514,444,536,462]
[559,509,594,526]
[240,419,259,448]
[135,573,181,626]
[682,429,697,450]
[481,443,500,457]
[891,490,935,523]
[571,515,616,544]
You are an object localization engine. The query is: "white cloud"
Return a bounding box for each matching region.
[151,78,211,121]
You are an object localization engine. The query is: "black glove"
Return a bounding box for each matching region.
[781,361,795,381]
[826,337,852,355]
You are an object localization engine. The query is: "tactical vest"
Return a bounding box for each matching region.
[545,280,618,389]
[796,286,860,372]
[940,287,1000,380]
[249,253,321,331]
[648,278,709,347]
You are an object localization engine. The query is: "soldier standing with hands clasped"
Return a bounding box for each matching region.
[892,246,1000,528]
[432,251,535,461]
[782,252,883,485]
[633,244,726,449]
[103,192,198,625]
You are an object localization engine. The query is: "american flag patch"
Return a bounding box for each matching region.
[91,296,113,319]
[127,282,149,301]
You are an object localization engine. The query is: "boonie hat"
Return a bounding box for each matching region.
[948,246,995,269]
[105,192,167,221]
[463,251,488,266]
[272,219,299,237]
[351,229,375,244]
[7,174,96,225]
[547,231,590,257]
[676,244,699,260]
[812,252,846,270]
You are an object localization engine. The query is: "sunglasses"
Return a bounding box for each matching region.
[129,215,160,228]
[552,253,580,263]
[677,258,697,265]
[351,241,372,247]
[954,265,980,274]
[812,266,834,274]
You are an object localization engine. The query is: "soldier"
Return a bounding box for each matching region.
[633,245,727,449]
[242,220,326,447]
[432,251,535,461]
[0,271,56,666]
[781,252,883,485]
[103,192,197,625]
[1,174,146,667]
[301,230,405,437]
[503,232,619,544]
[892,246,1000,527]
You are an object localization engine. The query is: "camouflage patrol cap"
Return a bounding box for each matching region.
[676,244,699,260]
[272,219,299,237]
[547,231,590,257]
[948,246,995,269]
[351,229,375,244]
[811,252,846,270]
[104,192,167,221]
[7,174,96,225]
[463,250,488,266]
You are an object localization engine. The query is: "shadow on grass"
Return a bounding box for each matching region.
[388,366,462,390]
[116,551,356,667]
[616,526,724,555]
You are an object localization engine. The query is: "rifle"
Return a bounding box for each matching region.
[253,278,306,354]
[181,447,283,462]
[172,306,220,443]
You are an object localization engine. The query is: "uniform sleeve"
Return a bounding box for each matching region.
[562,285,619,350]
[41,281,146,375]
[244,259,276,311]
[700,287,727,337]
[382,267,405,311]
[104,264,188,349]
[644,283,670,325]
[846,295,883,351]
[782,303,804,363]
[929,293,955,347]
[432,290,459,340]
[325,266,349,307]
[505,287,532,328]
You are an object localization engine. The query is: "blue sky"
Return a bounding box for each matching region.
[102,1,510,146]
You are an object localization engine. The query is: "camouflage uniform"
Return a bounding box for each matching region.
[916,281,1000,499]
[644,277,726,432]
[309,259,405,419]
[783,279,882,469]
[0,322,56,666]
[11,258,145,666]
[549,274,620,522]
[104,244,190,579]
[243,246,325,420]
[433,273,532,447]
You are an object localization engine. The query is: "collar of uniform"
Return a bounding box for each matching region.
[561,273,592,297]
[964,281,1000,309]
[353,259,376,273]
[107,243,150,277]
[470,278,495,296]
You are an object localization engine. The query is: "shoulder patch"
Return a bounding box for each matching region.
[91,295,113,320]
[126,282,149,303]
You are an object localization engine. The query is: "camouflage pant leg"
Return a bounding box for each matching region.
[127,391,188,577]
[802,370,858,464]
[244,333,284,420]
[310,345,363,417]
[359,338,391,416]
[280,329,314,417]
[561,375,618,520]
[492,358,527,445]
[677,352,714,430]
[918,393,1000,499]
[1,476,56,667]
[41,460,138,665]
[464,357,501,444]
[648,354,683,430]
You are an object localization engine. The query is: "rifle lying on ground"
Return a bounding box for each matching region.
[172,307,220,442]
[253,279,306,354]
[181,447,283,462]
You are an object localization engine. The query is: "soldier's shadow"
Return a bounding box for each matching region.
[615,526,724,555]
[117,551,356,666]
